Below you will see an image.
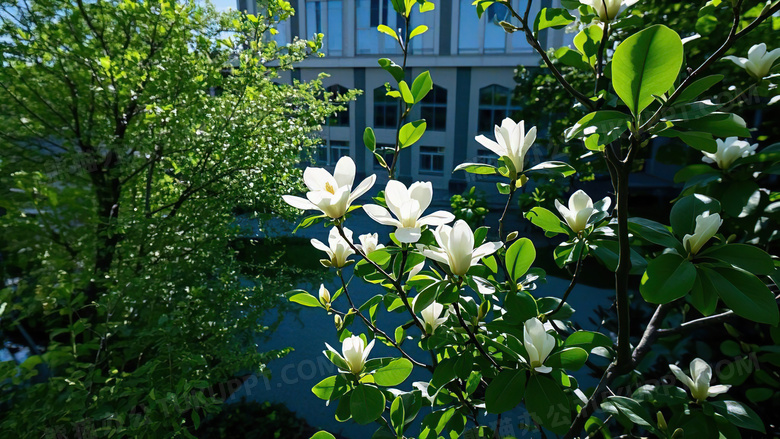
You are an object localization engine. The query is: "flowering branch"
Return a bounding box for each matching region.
[453,302,502,371]
[336,269,431,370]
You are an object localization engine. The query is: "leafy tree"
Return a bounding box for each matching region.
[0,0,343,436]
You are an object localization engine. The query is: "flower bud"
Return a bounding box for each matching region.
[682,213,722,255]
[506,231,519,242]
[555,190,596,233]
[324,335,375,375]
[523,317,555,374]
[657,412,668,431]
[669,358,730,402]
[318,284,331,306]
[334,314,343,330]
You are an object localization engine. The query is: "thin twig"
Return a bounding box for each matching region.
[454,303,502,371]
[546,253,583,318]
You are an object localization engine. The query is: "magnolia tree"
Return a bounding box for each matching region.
[283,0,780,437]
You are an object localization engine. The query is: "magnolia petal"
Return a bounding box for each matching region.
[333,156,356,188]
[408,181,433,213]
[311,238,331,255]
[395,227,422,243]
[304,167,335,192]
[748,42,767,61]
[282,195,318,211]
[475,134,508,157]
[348,174,377,204]
[708,384,731,397]
[420,247,449,265]
[362,339,376,363]
[384,180,409,216]
[472,241,503,261]
[363,204,402,227]
[669,364,695,391]
[534,366,553,374]
[723,56,748,69]
[419,210,455,226]
[523,126,537,155]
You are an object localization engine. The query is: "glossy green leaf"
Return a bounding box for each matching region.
[390,396,405,436]
[640,253,696,304]
[612,25,683,117]
[546,347,588,371]
[378,58,404,82]
[699,244,774,275]
[377,25,399,41]
[411,71,433,104]
[525,207,567,235]
[399,120,427,148]
[289,292,322,308]
[374,358,413,386]
[534,8,575,34]
[398,80,414,104]
[363,127,376,152]
[573,24,603,67]
[524,161,577,177]
[409,24,428,39]
[703,267,779,326]
[677,113,750,138]
[453,162,498,175]
[350,384,385,425]
[504,290,539,324]
[601,396,656,429]
[669,194,721,238]
[567,110,631,141]
[628,217,683,251]
[310,432,337,439]
[485,369,527,414]
[710,400,765,433]
[676,74,724,103]
[505,238,536,282]
[312,375,350,400]
[563,331,614,352]
[525,375,571,435]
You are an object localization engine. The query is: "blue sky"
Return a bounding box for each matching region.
[210,0,236,11]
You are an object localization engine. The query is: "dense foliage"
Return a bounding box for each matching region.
[282,0,780,438]
[0,0,342,437]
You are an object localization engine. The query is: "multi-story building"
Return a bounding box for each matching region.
[238,0,571,194]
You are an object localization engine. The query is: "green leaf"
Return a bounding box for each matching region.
[473,1,496,19]
[554,46,592,71]
[677,113,750,138]
[411,71,433,104]
[710,400,765,433]
[523,161,577,178]
[289,292,322,308]
[418,0,435,13]
[378,58,405,83]
[364,127,376,152]
[628,217,683,252]
[546,347,588,371]
[398,80,414,104]
[399,120,427,148]
[505,238,536,282]
[669,194,721,239]
[419,407,455,439]
[612,25,683,117]
[525,207,567,235]
[563,331,614,352]
[453,162,498,175]
[504,290,539,324]
[485,369,527,414]
[312,375,350,400]
[374,358,413,386]
[567,110,631,142]
[525,375,571,435]
[573,24,603,67]
[409,24,428,39]
[601,396,656,430]
[640,253,697,304]
[676,74,724,103]
[658,129,718,153]
[377,24,399,41]
[534,8,575,34]
[310,432,337,439]
[390,396,406,436]
[350,384,385,425]
[700,244,774,275]
[702,267,779,326]
[690,268,719,316]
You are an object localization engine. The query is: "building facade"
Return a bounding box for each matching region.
[238,0,569,193]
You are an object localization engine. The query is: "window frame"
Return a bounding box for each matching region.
[419,84,448,132]
[305,0,344,56]
[419,146,445,174]
[373,86,400,129]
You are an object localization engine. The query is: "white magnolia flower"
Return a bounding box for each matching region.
[523,318,556,374]
[725,43,780,80]
[419,220,503,276]
[702,137,758,169]
[670,358,731,402]
[682,213,722,255]
[419,301,448,334]
[325,335,375,375]
[475,118,537,174]
[356,233,384,255]
[311,227,355,268]
[318,284,331,306]
[364,181,455,243]
[580,0,639,22]
[555,190,596,233]
[282,156,376,219]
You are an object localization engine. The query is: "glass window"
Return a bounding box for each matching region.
[420,146,445,173]
[409,7,436,55]
[477,85,521,133]
[458,0,480,54]
[509,0,532,52]
[420,85,447,131]
[483,3,508,53]
[326,85,350,127]
[318,140,350,165]
[374,86,399,129]
[306,0,343,56]
[357,0,402,54]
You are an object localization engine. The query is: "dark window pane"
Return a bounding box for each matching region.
[434,108,446,131]
[478,109,493,132]
[433,154,444,171]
